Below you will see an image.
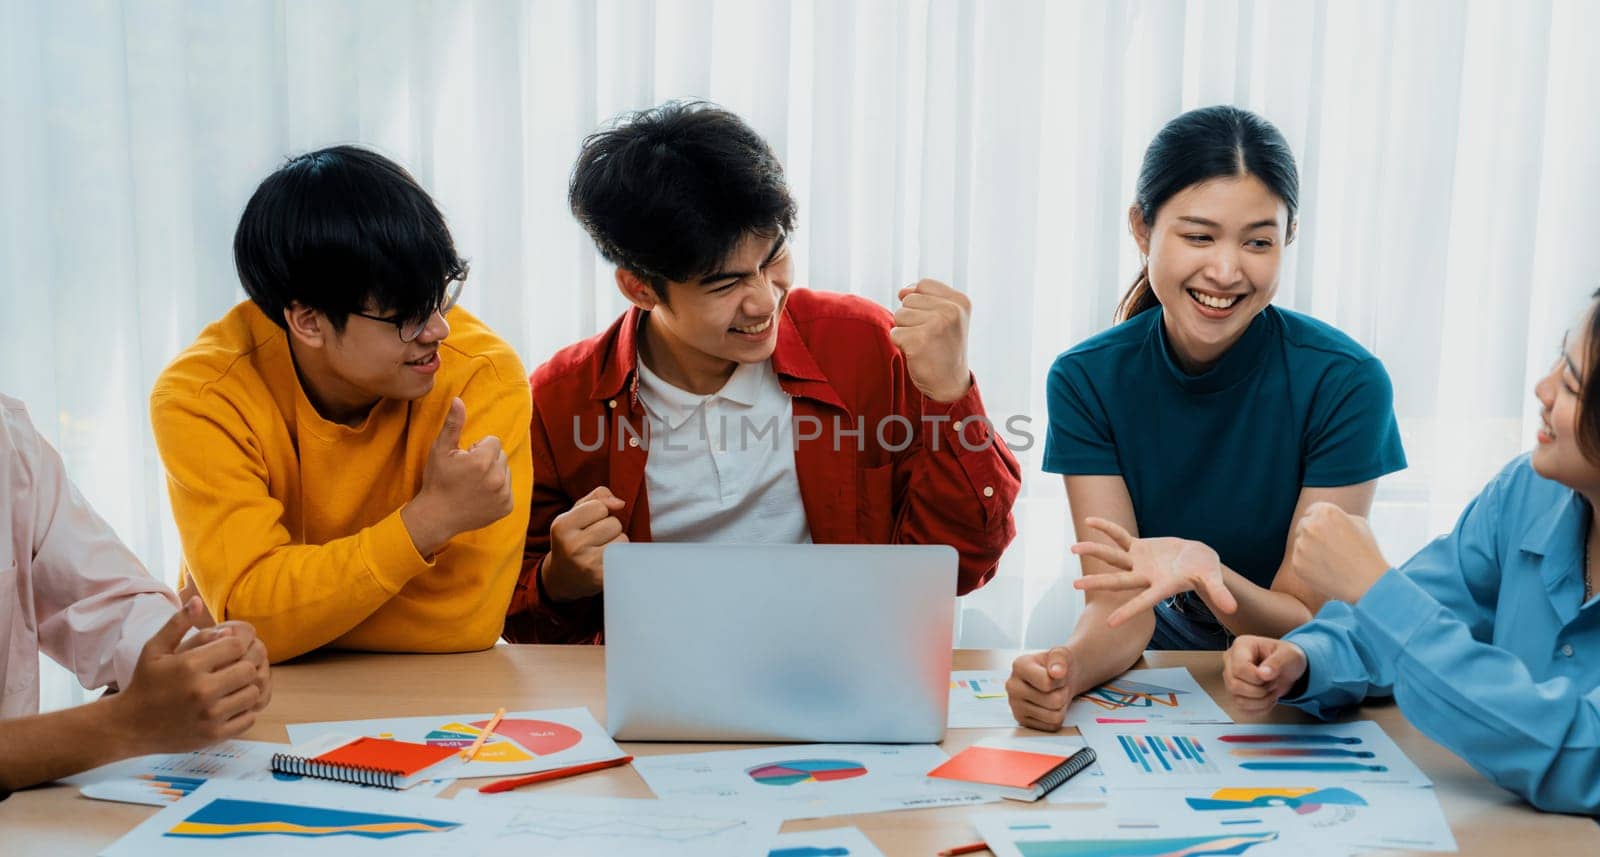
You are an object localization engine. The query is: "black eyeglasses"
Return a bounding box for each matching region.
[350,279,465,343]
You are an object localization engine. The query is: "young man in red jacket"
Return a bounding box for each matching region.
[504,101,1021,644]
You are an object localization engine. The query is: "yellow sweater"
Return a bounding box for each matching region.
[150,301,533,662]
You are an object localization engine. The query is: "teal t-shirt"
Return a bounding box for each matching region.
[1043,306,1406,643]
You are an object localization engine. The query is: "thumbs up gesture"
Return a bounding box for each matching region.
[111,598,266,754]
[403,397,515,557]
[890,279,973,403]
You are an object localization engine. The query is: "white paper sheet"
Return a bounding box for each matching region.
[1064,667,1234,727]
[1080,721,1432,788]
[948,670,1019,728]
[1105,785,1457,853]
[769,825,887,856]
[974,809,1349,857]
[285,707,622,779]
[62,739,450,806]
[99,779,494,857]
[450,793,782,856]
[101,779,787,857]
[631,743,995,820]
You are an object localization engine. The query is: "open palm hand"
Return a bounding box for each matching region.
[1071,517,1237,627]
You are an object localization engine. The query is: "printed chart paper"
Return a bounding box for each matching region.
[63,740,450,805]
[286,707,621,779]
[1080,721,1431,788]
[974,810,1348,857]
[948,670,1018,728]
[455,793,781,857]
[100,779,491,857]
[769,825,886,856]
[1064,667,1233,727]
[1133,785,1457,853]
[632,743,994,820]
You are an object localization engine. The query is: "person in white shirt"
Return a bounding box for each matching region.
[0,395,270,798]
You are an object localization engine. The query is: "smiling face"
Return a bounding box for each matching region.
[1532,310,1600,492]
[286,302,451,424]
[1132,174,1292,373]
[623,230,793,394]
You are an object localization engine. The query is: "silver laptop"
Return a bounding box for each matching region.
[604,543,956,743]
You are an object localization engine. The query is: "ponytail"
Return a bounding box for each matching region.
[1114,267,1160,324]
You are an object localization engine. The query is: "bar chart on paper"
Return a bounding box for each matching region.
[1080,722,1431,787]
[1114,734,1220,776]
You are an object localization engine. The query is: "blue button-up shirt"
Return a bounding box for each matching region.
[1283,454,1600,815]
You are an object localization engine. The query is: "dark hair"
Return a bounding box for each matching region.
[1579,288,1600,464]
[1115,105,1299,323]
[569,100,797,300]
[233,145,467,332]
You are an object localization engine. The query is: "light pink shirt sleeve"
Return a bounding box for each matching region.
[1,396,177,718]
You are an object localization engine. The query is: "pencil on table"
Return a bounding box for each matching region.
[459,706,506,761]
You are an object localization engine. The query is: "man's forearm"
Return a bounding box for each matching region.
[0,696,142,793]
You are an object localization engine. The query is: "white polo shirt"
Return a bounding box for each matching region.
[635,356,812,545]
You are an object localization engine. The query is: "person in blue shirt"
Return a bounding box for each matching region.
[1006,106,1406,732]
[1225,297,1600,815]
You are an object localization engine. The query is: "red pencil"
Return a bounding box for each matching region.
[476,755,635,794]
[938,842,989,856]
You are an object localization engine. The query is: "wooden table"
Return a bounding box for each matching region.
[4,648,1595,855]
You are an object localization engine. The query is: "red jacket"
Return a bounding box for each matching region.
[503,288,1021,644]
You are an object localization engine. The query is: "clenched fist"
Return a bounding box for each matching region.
[540,486,628,602]
[890,279,972,403]
[1005,646,1077,731]
[1290,502,1391,604]
[1223,635,1308,716]
[111,598,268,753]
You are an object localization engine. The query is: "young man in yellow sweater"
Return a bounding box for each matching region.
[151,146,533,663]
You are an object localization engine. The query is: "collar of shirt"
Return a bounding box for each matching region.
[1518,483,1592,615]
[1153,304,1277,395]
[635,354,768,431]
[586,301,842,412]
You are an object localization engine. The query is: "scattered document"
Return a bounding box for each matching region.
[1080,721,1431,788]
[99,779,492,857]
[1064,667,1233,727]
[455,793,781,856]
[948,670,1019,728]
[287,707,621,779]
[769,825,886,856]
[632,743,994,820]
[1110,785,1457,854]
[63,740,450,806]
[974,809,1348,857]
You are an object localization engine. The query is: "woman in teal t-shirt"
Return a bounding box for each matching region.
[1005,106,1406,733]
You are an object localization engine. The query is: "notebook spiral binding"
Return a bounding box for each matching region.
[1037,747,1098,795]
[270,752,403,789]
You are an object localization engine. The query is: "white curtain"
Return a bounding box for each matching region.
[6,0,1599,712]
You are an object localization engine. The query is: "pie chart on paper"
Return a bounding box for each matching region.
[746,759,869,786]
[423,718,582,763]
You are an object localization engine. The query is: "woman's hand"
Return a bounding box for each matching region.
[1071,517,1237,627]
[1289,502,1391,604]
[1224,635,1308,715]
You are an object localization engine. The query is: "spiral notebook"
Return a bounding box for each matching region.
[270,735,461,790]
[927,743,1098,802]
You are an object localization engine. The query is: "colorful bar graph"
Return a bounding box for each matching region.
[1118,734,1220,776]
